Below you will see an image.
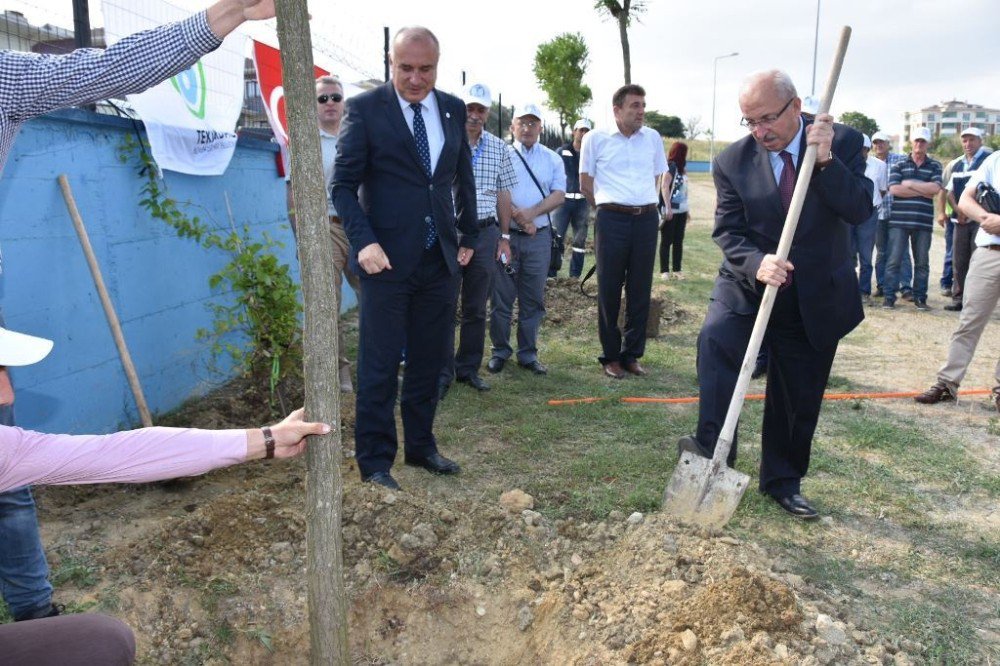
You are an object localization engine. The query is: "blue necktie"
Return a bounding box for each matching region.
[410,102,437,249]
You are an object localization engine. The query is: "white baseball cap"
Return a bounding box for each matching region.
[515,103,543,120]
[911,127,932,143]
[573,118,592,131]
[862,134,872,149]
[0,326,53,366]
[871,131,891,143]
[960,127,984,138]
[463,83,491,108]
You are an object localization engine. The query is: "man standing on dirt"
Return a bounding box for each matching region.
[871,132,913,300]
[438,82,517,398]
[914,149,1000,412]
[580,84,667,380]
[678,70,872,520]
[0,0,281,636]
[286,75,361,393]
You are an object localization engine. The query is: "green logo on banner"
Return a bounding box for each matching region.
[170,60,207,119]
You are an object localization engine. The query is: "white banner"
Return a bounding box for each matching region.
[102,1,246,175]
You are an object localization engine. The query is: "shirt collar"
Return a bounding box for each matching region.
[769,117,804,161]
[515,140,537,154]
[965,146,988,165]
[395,88,433,114]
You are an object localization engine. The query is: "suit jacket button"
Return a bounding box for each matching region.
[429,184,434,191]
[425,216,433,223]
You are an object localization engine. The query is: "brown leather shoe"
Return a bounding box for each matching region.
[603,361,626,379]
[623,360,647,376]
[913,382,956,405]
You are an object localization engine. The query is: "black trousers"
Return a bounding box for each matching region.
[595,208,659,365]
[442,224,499,382]
[355,245,453,477]
[951,220,980,304]
[695,284,837,496]
[659,211,688,273]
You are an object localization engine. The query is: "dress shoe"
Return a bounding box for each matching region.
[518,359,548,375]
[676,434,735,467]
[623,360,647,376]
[914,381,956,405]
[603,361,626,379]
[486,357,505,374]
[363,471,401,490]
[456,373,490,391]
[943,302,962,312]
[771,493,819,520]
[437,380,450,401]
[405,452,461,475]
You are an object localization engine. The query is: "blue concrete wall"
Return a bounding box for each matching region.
[0,109,352,434]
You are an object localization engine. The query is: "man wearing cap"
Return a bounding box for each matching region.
[332,27,478,490]
[286,75,361,392]
[0,0,280,625]
[871,132,913,300]
[914,149,1000,411]
[853,134,888,302]
[549,118,592,279]
[580,84,667,379]
[882,127,943,310]
[938,127,992,311]
[439,83,517,397]
[487,104,565,376]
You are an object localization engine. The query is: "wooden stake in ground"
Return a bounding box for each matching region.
[58,174,153,428]
[273,2,350,662]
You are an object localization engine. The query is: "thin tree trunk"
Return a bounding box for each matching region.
[273,1,350,663]
[619,14,631,84]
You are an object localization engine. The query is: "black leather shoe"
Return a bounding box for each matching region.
[405,452,461,475]
[14,602,63,622]
[771,493,819,520]
[363,471,401,490]
[518,359,548,375]
[456,373,490,391]
[676,434,735,467]
[486,357,505,374]
[943,302,962,312]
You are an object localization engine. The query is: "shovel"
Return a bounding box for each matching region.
[662,27,853,529]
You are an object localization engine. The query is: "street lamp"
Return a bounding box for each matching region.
[710,51,739,171]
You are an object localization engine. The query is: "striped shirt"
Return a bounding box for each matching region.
[470,131,517,220]
[888,155,942,230]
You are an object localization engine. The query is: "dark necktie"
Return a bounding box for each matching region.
[778,150,796,213]
[410,102,437,249]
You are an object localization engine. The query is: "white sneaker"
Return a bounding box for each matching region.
[339,366,353,393]
[660,272,670,280]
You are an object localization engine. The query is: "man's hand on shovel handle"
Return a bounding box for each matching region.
[757,255,795,288]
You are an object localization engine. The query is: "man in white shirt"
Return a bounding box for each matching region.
[580,84,668,379]
[915,150,1000,412]
[854,133,888,303]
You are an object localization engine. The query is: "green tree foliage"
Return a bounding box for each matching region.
[838,111,879,137]
[533,33,592,138]
[644,111,684,138]
[594,0,646,84]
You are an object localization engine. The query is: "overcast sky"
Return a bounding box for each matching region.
[7,0,999,140]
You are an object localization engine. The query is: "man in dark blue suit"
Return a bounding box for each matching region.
[332,27,478,490]
[678,70,872,519]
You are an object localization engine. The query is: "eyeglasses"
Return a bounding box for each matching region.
[317,93,343,104]
[740,98,794,130]
[516,119,540,129]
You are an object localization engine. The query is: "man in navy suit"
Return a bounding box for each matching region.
[333,26,478,490]
[678,70,872,519]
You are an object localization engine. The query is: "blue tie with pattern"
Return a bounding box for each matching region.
[410,102,437,249]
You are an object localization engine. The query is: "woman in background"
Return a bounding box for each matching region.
[658,141,690,280]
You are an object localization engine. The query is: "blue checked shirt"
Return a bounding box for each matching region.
[470,131,517,220]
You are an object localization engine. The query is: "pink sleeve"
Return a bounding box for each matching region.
[0,425,247,491]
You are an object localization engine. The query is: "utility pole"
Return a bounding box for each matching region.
[710,51,739,171]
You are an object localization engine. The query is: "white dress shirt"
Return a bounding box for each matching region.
[396,89,444,175]
[579,125,667,205]
[865,155,888,209]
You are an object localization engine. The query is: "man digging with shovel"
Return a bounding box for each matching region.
[677,69,872,521]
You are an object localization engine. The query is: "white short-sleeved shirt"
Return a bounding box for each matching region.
[579,125,667,206]
[964,151,1000,247]
[865,155,888,209]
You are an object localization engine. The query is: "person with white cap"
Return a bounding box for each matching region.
[549,118,592,279]
[882,126,943,310]
[0,324,328,664]
[939,127,993,311]
[870,131,913,300]
[0,0,281,627]
[853,133,888,303]
[438,82,517,397]
[487,103,565,376]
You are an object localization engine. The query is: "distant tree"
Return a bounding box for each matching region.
[594,0,647,85]
[838,111,879,138]
[644,111,684,138]
[931,134,962,160]
[533,33,592,138]
[987,134,1000,152]
[684,115,703,140]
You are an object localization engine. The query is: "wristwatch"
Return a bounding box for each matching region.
[500,233,511,240]
[816,150,834,169]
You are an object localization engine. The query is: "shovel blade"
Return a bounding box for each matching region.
[662,451,751,529]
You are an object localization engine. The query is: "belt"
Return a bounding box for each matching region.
[329,215,342,224]
[565,193,586,200]
[598,203,657,215]
[984,244,1000,251]
[511,225,550,235]
[478,216,497,228]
